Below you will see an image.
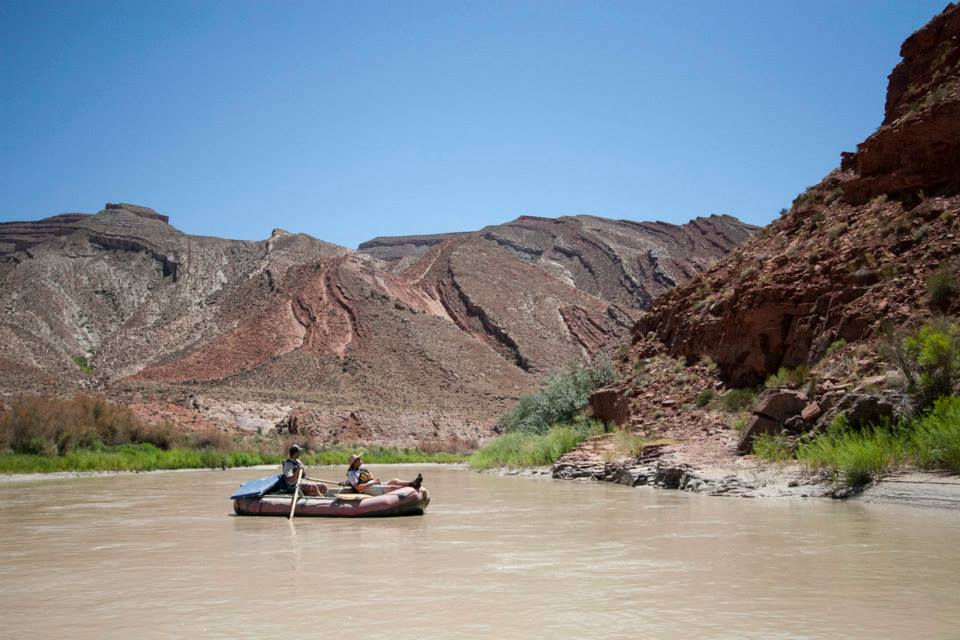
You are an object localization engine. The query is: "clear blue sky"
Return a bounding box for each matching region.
[0,1,947,247]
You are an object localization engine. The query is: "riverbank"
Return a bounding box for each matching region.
[0,461,463,484]
[548,433,960,508]
[0,444,467,475]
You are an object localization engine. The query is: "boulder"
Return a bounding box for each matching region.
[737,390,809,454]
[586,386,631,427]
[835,394,895,428]
[783,415,808,435]
[801,401,822,422]
[737,414,781,454]
[754,389,808,422]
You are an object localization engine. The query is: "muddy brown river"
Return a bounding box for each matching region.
[1,465,958,639]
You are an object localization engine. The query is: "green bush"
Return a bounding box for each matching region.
[500,362,614,434]
[694,389,715,408]
[470,417,606,469]
[752,433,794,462]
[797,421,910,487]
[765,366,811,389]
[899,320,960,413]
[825,339,847,356]
[928,264,958,309]
[913,395,960,471]
[73,356,93,374]
[717,388,757,413]
[732,414,749,432]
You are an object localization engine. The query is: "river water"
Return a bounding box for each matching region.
[1,465,958,639]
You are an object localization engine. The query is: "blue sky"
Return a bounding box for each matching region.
[0,1,947,247]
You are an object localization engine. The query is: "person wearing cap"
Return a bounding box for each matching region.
[281,444,326,496]
[346,453,422,494]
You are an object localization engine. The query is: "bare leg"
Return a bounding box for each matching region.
[384,474,422,490]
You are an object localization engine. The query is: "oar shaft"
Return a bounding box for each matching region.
[288,474,303,520]
[305,477,348,485]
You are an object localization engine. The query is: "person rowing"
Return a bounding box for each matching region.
[281,444,327,496]
[346,453,422,494]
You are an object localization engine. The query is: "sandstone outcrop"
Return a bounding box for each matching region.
[843,4,960,204]
[629,4,960,388]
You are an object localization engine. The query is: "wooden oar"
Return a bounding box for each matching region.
[305,476,349,486]
[288,473,303,520]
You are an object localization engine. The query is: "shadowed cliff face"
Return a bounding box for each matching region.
[631,3,960,387]
[0,202,752,445]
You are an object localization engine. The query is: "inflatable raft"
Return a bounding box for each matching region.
[230,475,430,518]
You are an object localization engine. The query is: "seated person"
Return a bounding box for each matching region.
[346,453,422,493]
[281,444,326,496]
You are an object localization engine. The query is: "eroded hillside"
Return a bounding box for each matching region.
[571,3,960,494]
[0,203,753,446]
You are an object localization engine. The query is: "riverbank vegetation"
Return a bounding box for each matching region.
[470,363,614,469]
[0,394,464,474]
[766,320,960,486]
[470,417,606,470]
[499,361,613,434]
[0,443,465,474]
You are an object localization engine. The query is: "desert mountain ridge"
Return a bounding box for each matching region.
[0,202,755,447]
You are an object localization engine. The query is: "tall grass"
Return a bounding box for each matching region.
[913,396,960,471]
[752,433,794,463]
[797,420,912,487]
[765,366,811,389]
[717,388,756,413]
[0,443,467,474]
[470,418,606,470]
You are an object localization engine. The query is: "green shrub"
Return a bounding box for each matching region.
[797,422,910,487]
[694,389,715,408]
[899,320,960,413]
[0,394,160,455]
[752,433,794,462]
[825,339,847,356]
[470,417,605,469]
[913,395,960,471]
[732,414,749,432]
[717,388,757,413]
[765,366,811,389]
[73,356,93,374]
[928,263,958,309]
[500,362,614,434]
